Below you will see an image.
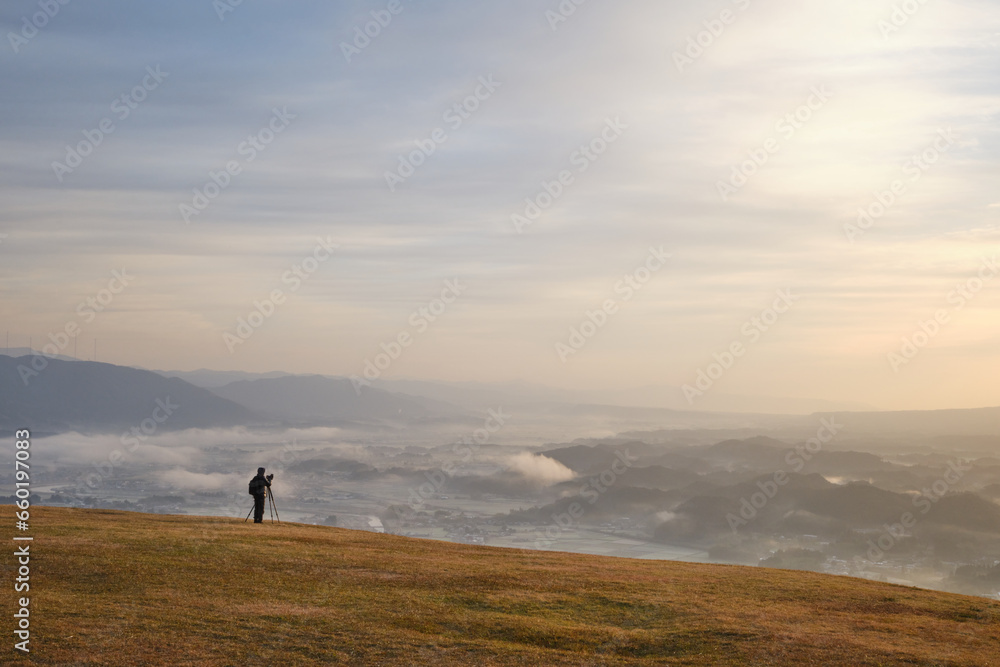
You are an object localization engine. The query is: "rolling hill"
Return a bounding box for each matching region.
[13,506,1000,665]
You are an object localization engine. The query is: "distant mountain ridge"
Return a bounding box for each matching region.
[9,357,1000,436]
[152,368,293,388]
[816,407,1000,436]
[208,375,465,424]
[0,355,257,434]
[372,378,877,415]
[1,347,77,362]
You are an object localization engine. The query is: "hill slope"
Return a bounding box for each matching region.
[12,506,1000,666]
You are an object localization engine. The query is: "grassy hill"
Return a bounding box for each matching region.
[8,507,1000,666]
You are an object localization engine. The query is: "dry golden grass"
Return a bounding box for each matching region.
[5,506,1000,666]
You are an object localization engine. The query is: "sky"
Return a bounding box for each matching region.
[1,0,999,411]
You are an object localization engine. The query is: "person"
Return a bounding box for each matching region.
[248,467,273,523]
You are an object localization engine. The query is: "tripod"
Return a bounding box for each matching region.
[267,488,280,524]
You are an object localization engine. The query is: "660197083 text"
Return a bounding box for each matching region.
[13,429,32,654]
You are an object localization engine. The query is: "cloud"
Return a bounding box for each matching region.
[506,452,575,484]
[159,469,244,493]
[33,426,344,450]
[27,427,348,471]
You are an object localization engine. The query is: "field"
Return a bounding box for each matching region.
[6,506,1000,666]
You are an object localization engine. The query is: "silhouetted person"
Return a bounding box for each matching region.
[248,467,273,523]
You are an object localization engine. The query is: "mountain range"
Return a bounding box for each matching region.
[0,355,255,434]
[6,354,1000,438]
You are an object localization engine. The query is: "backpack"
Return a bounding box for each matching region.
[249,477,263,496]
